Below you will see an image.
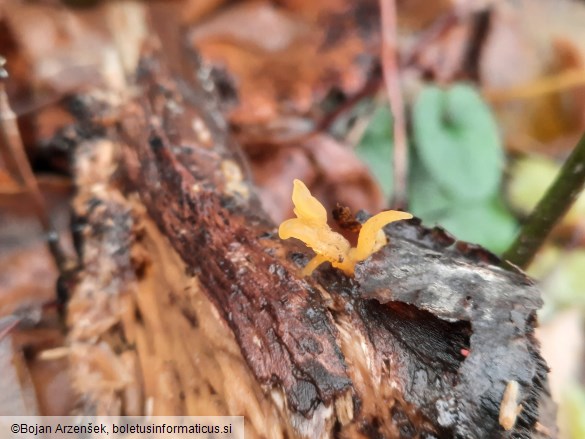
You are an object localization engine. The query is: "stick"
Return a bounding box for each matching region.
[380,0,408,209]
[503,132,585,268]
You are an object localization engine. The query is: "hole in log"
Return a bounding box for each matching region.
[363,301,471,372]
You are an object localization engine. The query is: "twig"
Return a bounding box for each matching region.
[380,0,408,209]
[317,76,383,135]
[402,11,457,67]
[502,132,585,269]
[0,57,71,273]
[484,69,585,103]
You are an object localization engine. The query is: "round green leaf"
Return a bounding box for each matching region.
[420,197,518,254]
[438,200,517,254]
[413,84,503,200]
[408,157,451,218]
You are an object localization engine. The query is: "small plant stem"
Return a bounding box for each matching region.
[502,132,585,269]
[380,0,408,209]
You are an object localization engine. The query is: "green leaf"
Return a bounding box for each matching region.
[413,84,503,200]
[409,153,517,254]
[422,197,518,254]
[408,157,451,218]
[355,105,394,198]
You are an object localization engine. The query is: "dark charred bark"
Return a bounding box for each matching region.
[66,48,556,438]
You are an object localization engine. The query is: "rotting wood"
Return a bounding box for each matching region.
[65,48,556,438]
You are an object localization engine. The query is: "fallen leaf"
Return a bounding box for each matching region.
[0,176,73,317]
[303,134,384,216]
[251,146,317,224]
[190,0,381,143]
[481,0,585,155]
[409,19,472,83]
[251,135,384,225]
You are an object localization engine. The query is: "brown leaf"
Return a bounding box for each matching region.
[251,145,317,224]
[303,134,384,215]
[481,0,585,155]
[190,0,381,140]
[251,134,384,225]
[0,176,73,318]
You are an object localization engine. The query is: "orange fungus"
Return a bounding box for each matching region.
[278,179,413,275]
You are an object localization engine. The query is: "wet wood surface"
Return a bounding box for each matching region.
[64,48,556,438]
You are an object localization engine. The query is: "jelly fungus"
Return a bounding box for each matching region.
[278,179,413,275]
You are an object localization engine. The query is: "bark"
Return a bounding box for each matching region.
[65,48,556,439]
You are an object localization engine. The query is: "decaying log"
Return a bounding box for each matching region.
[65,48,556,438]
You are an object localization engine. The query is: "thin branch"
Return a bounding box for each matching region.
[502,132,585,269]
[484,69,585,103]
[380,0,408,209]
[0,57,71,274]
